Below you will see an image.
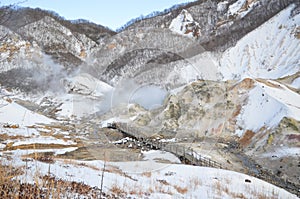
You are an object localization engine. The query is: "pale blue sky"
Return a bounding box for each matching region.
[1,0,195,30]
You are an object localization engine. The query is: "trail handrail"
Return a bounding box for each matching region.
[110,122,222,169]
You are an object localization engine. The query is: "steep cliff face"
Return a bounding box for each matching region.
[18,16,96,65]
[0,7,115,68]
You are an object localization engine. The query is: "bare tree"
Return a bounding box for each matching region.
[0,0,27,40]
[2,1,28,20]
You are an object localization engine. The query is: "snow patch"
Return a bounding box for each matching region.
[169,9,201,38]
[228,0,246,15]
[236,80,300,135]
[11,136,77,146]
[142,150,181,163]
[0,99,55,126]
[0,126,40,137]
[291,77,300,89]
[261,147,300,158]
[217,1,228,12]
[100,117,131,128]
[63,73,113,97]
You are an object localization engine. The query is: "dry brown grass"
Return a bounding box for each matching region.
[157,179,169,186]
[142,171,152,178]
[22,152,55,163]
[239,130,255,147]
[154,183,172,195]
[238,78,255,90]
[190,177,202,191]
[212,179,280,199]
[78,162,101,171]
[174,185,188,194]
[0,162,102,198]
[0,133,25,140]
[246,186,278,199]
[294,27,300,39]
[232,105,242,118]
[0,163,45,198]
[147,187,154,194]
[3,124,19,128]
[110,184,126,196]
[105,165,123,174]
[256,79,282,89]
[214,180,222,195]
[107,43,117,49]
[4,97,13,103]
[128,183,145,197]
[230,192,247,199]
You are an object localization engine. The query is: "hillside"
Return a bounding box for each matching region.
[0,0,299,198]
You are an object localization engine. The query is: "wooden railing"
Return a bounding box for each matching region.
[108,122,299,196]
[108,122,222,169]
[152,141,222,169]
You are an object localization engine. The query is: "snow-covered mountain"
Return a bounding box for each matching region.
[0,0,299,197]
[220,4,300,80]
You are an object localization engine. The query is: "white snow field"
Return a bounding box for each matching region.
[236,80,300,136]
[0,149,297,199]
[220,4,300,80]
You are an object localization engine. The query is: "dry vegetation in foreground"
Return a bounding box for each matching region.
[212,180,279,199]
[0,158,286,199]
[0,162,105,199]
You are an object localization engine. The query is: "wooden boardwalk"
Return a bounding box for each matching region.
[108,122,300,196]
[108,122,222,169]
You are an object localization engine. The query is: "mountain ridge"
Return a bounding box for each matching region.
[0,0,299,196]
